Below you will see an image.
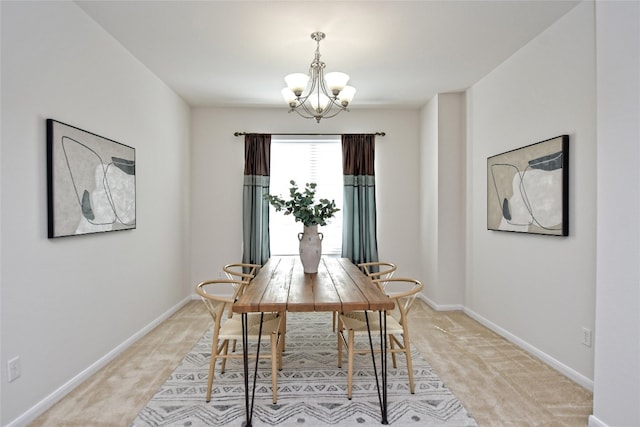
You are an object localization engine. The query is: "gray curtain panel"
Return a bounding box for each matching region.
[242,134,271,265]
[341,134,379,265]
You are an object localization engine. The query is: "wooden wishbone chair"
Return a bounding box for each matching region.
[196,279,285,404]
[223,263,266,351]
[358,261,397,288]
[337,277,424,399]
[223,263,261,286]
[223,262,287,351]
[332,261,397,331]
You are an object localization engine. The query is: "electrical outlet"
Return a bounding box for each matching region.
[8,357,21,382]
[581,327,593,347]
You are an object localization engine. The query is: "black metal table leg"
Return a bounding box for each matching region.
[364,310,389,424]
[241,312,264,427]
[241,313,250,426]
[381,310,388,424]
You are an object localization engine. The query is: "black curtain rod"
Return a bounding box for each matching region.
[233,131,386,137]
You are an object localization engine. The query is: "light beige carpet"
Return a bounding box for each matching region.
[31,300,593,426]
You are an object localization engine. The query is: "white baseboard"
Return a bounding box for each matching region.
[462,306,594,391]
[588,415,609,427]
[416,294,464,311]
[6,296,192,427]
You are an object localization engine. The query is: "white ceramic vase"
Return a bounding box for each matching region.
[298,225,323,273]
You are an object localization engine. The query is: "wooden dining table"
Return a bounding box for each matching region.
[233,256,395,426]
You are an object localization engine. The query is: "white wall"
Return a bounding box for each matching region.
[420,93,466,309]
[592,1,640,426]
[189,108,422,286]
[420,97,439,306]
[465,1,596,387]
[0,2,191,425]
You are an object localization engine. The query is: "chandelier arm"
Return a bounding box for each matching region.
[314,97,347,119]
[317,68,337,101]
[295,75,319,118]
[309,104,347,121]
[316,61,349,118]
[291,95,345,120]
[289,108,321,120]
[294,63,320,106]
[314,66,343,119]
[295,101,318,118]
[316,105,349,120]
[292,95,345,121]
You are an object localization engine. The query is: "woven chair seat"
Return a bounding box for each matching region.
[339,311,404,337]
[219,314,283,341]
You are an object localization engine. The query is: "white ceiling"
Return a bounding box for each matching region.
[76,0,580,109]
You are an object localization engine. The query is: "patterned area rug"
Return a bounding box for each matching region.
[132,312,477,426]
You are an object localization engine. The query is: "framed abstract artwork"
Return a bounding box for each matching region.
[487,135,569,236]
[47,119,136,238]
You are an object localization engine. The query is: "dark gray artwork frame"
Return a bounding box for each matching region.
[487,135,569,236]
[47,119,136,238]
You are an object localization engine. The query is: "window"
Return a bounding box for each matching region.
[269,136,343,255]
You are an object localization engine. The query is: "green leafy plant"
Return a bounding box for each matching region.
[264,181,339,227]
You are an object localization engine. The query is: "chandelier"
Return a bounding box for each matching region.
[281,32,356,123]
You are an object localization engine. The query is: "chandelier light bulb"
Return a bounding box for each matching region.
[324,72,350,96]
[281,88,298,108]
[338,85,356,106]
[310,92,330,113]
[284,73,310,96]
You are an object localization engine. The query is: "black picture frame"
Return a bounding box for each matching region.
[47,119,136,238]
[487,135,569,236]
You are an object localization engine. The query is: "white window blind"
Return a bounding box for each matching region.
[269,136,343,255]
